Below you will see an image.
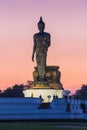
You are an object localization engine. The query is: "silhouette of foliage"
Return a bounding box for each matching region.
[73,84,87,100]
[0,80,33,97]
[25,80,33,89]
[0,84,25,97]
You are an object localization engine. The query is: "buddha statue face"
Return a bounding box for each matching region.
[38,24,45,32]
[37,17,45,33]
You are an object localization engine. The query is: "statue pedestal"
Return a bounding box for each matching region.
[23,66,70,102]
[31,66,63,89]
[23,89,70,102]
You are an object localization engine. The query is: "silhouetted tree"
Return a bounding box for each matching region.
[26,80,33,89]
[0,84,25,97]
[0,80,33,97]
[73,84,87,100]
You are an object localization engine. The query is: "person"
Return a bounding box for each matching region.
[32,17,51,81]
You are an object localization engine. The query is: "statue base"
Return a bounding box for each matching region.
[31,66,63,90]
[23,66,70,102]
[31,81,52,89]
[23,89,70,102]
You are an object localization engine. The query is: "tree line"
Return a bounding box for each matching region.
[0,81,33,97]
[73,84,87,100]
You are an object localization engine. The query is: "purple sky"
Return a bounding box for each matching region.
[0,0,87,92]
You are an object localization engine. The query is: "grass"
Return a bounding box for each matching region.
[0,122,87,130]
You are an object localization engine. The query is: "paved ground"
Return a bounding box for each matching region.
[56,125,87,129]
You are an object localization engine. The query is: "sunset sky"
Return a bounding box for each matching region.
[0,0,87,92]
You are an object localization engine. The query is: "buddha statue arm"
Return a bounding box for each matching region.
[46,33,51,50]
[32,35,37,62]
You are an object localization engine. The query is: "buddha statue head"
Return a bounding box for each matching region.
[37,17,45,32]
